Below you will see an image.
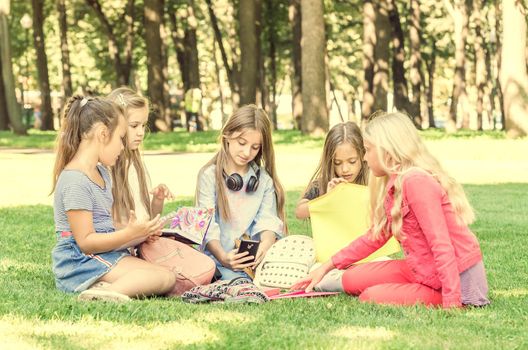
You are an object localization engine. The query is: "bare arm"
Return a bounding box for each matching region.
[295,198,310,219]
[67,210,161,254]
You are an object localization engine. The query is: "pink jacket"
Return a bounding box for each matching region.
[332,171,483,308]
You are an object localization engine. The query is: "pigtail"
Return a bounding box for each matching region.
[50,95,84,194]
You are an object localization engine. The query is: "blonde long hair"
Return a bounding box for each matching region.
[303,121,369,197]
[51,95,123,193]
[107,87,151,221]
[196,105,287,231]
[363,112,475,240]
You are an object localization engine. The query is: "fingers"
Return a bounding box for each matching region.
[290,277,311,291]
[128,210,137,223]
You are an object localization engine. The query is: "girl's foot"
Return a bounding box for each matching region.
[78,288,130,303]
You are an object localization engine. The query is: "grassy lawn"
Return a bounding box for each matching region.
[1,185,527,349]
[0,129,511,152]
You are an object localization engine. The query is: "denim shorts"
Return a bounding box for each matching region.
[51,234,130,293]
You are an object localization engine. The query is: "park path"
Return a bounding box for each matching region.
[0,138,527,207]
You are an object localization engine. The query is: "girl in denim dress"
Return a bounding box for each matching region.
[195,105,286,280]
[51,96,175,301]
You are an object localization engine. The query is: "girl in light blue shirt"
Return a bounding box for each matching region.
[196,105,286,280]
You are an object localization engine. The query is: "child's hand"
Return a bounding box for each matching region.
[327,178,347,192]
[253,239,274,268]
[126,210,162,239]
[223,249,255,271]
[290,265,329,292]
[150,184,174,201]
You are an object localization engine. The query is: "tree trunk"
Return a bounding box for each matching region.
[205,0,238,105]
[0,51,9,130]
[32,0,54,130]
[409,0,422,127]
[239,0,258,105]
[266,0,278,129]
[185,0,200,90]
[289,0,302,129]
[446,0,470,132]
[0,2,26,134]
[85,0,134,86]
[144,0,169,131]
[57,0,73,110]
[361,0,375,121]
[388,0,409,115]
[300,0,327,135]
[495,0,505,130]
[425,40,436,128]
[167,0,188,90]
[372,2,390,113]
[500,0,528,137]
[473,0,486,131]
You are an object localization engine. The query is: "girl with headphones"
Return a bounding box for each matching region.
[195,105,286,280]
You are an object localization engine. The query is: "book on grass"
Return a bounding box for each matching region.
[160,206,215,247]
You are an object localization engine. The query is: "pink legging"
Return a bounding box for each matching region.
[342,260,442,306]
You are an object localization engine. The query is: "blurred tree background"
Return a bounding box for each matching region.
[0,0,527,137]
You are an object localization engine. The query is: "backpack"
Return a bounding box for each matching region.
[253,235,316,289]
[139,237,216,296]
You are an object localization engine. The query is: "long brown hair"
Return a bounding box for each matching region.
[303,121,368,197]
[51,95,123,194]
[107,87,152,221]
[196,104,287,231]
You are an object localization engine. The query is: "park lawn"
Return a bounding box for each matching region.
[1,185,527,349]
[0,129,509,152]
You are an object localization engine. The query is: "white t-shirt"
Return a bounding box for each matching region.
[128,163,151,222]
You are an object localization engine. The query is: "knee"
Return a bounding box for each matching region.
[358,285,383,303]
[158,269,177,292]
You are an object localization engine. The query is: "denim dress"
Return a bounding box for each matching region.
[52,165,129,293]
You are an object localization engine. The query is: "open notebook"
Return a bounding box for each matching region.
[160,206,215,247]
[308,183,400,263]
[114,206,214,250]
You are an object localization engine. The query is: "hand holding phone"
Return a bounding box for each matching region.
[237,239,260,263]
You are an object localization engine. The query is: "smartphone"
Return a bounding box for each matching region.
[237,239,260,263]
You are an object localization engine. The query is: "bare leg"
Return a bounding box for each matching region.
[99,256,176,298]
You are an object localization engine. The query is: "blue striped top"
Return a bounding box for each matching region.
[54,164,115,234]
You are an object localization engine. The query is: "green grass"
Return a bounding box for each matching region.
[1,185,527,349]
[0,129,512,152]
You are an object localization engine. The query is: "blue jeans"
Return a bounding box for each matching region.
[216,264,250,281]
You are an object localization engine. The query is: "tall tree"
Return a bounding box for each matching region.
[0,50,10,130]
[425,39,436,128]
[409,0,422,127]
[388,0,410,116]
[446,0,470,131]
[32,0,54,130]
[144,0,169,131]
[499,0,528,137]
[300,0,327,135]
[85,0,135,86]
[184,0,200,91]
[239,0,258,105]
[472,0,487,130]
[0,0,26,134]
[372,2,390,113]
[57,0,73,103]
[266,0,278,128]
[205,0,239,105]
[289,0,302,129]
[361,0,375,121]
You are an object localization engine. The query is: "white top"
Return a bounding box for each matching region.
[128,162,151,222]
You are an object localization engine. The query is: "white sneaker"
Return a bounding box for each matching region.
[78,289,131,303]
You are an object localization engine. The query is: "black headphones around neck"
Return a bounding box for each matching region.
[222,162,260,192]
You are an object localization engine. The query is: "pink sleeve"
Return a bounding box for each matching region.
[331,229,390,269]
[404,174,462,308]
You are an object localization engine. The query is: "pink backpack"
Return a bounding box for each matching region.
[139,237,216,296]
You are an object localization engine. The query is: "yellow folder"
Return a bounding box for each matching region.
[308,183,400,263]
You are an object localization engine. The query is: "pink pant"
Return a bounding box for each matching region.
[342,260,442,306]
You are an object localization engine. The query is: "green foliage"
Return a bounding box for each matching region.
[1,184,527,348]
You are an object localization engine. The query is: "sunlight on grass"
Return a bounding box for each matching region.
[493,288,528,297]
[0,258,43,273]
[331,325,396,341]
[0,315,218,349]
